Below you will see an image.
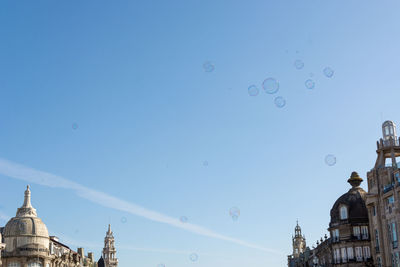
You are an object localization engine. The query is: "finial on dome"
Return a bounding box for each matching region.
[16,185,37,217]
[107,224,112,234]
[347,171,363,188]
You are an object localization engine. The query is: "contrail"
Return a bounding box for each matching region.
[0,158,283,255]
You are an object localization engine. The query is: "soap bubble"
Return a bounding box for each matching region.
[274,96,286,108]
[323,67,334,78]
[203,61,215,72]
[262,78,279,94]
[157,264,165,267]
[203,161,208,167]
[121,217,127,223]
[72,123,78,130]
[248,85,259,96]
[229,207,240,221]
[294,59,304,69]
[305,79,315,89]
[180,216,188,223]
[190,253,199,262]
[325,154,336,166]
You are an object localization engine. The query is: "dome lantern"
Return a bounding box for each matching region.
[347,172,363,188]
[382,120,397,141]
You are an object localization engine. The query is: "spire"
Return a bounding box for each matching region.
[23,185,32,208]
[103,224,118,267]
[16,185,37,217]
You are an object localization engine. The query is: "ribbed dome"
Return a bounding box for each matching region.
[330,172,368,227]
[3,186,50,252]
[3,216,49,238]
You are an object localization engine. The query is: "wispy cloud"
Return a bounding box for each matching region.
[0,158,283,255]
[0,210,11,222]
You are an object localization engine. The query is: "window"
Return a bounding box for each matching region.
[393,222,398,248]
[341,247,347,262]
[375,229,380,253]
[340,206,348,220]
[334,249,340,264]
[373,205,376,216]
[377,256,382,267]
[347,247,354,260]
[295,248,298,254]
[355,247,363,261]
[361,226,369,239]
[396,252,400,267]
[8,263,21,267]
[28,263,42,267]
[363,246,371,259]
[353,226,361,239]
[347,247,354,259]
[332,229,340,242]
[388,196,395,204]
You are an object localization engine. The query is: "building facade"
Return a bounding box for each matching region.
[288,120,400,267]
[0,186,118,267]
[288,172,373,267]
[366,120,400,267]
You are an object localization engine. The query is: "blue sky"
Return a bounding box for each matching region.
[1,0,400,266]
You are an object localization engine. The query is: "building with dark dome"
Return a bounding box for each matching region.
[328,172,372,265]
[288,172,373,267]
[288,121,400,267]
[0,186,118,267]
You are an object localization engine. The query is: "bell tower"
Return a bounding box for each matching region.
[292,221,306,258]
[103,224,118,267]
[375,120,400,169]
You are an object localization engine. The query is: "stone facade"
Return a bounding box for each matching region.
[0,186,118,267]
[366,120,400,267]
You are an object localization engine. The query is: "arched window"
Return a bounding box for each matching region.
[8,263,21,267]
[340,206,348,220]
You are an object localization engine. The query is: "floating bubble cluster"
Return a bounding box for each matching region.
[180,216,188,223]
[203,161,209,167]
[323,67,334,78]
[121,217,127,223]
[229,207,240,221]
[72,123,78,130]
[274,96,286,108]
[157,264,165,267]
[203,61,215,72]
[262,78,279,94]
[294,59,304,70]
[190,253,199,262]
[305,79,315,89]
[325,154,336,166]
[248,85,259,96]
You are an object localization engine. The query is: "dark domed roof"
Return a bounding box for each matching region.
[330,172,368,227]
[98,256,105,267]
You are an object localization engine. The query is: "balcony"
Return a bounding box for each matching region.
[384,183,394,193]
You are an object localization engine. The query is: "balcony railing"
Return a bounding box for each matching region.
[383,183,394,193]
